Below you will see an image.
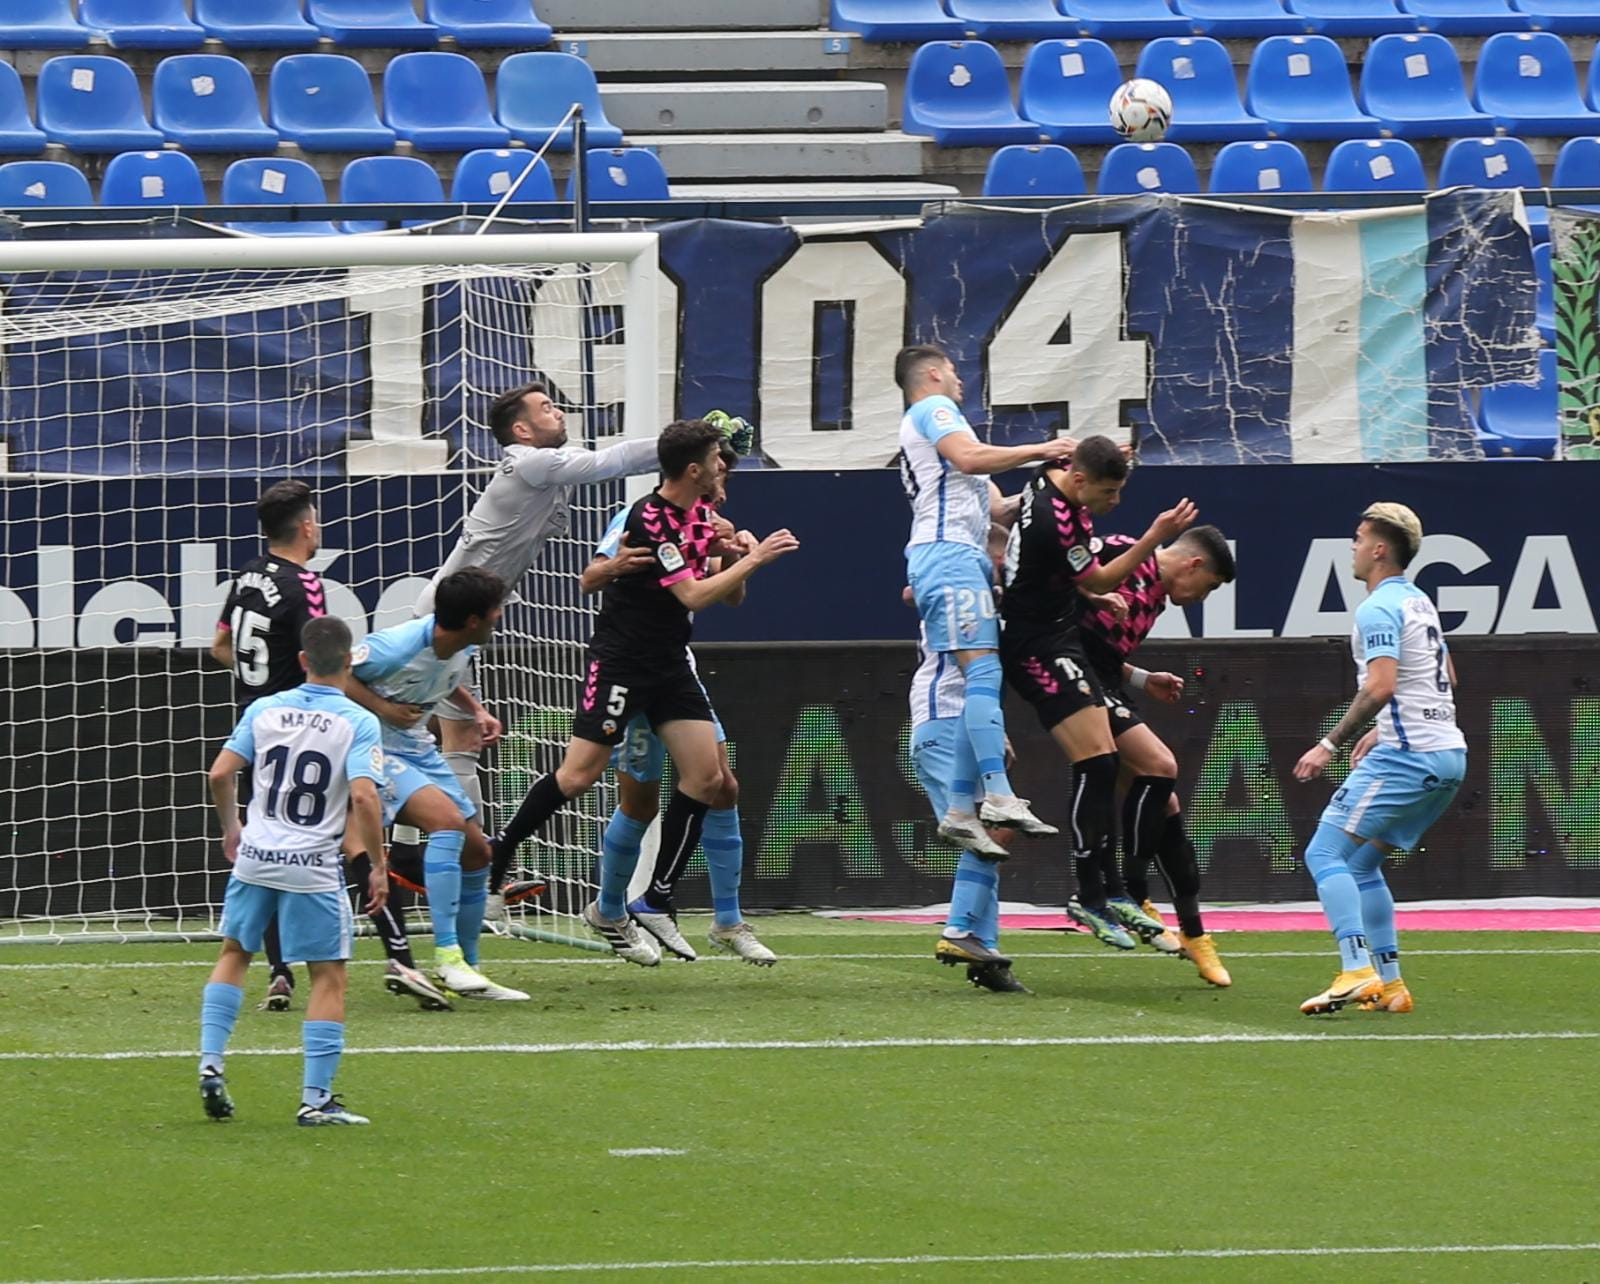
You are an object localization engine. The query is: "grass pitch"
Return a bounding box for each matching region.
[2,919,1598,1284]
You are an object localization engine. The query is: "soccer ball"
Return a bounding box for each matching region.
[1109,79,1173,144]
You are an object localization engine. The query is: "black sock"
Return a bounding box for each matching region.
[350,852,415,969]
[263,916,293,986]
[645,789,710,911]
[388,840,424,889]
[1121,776,1176,905]
[495,772,570,876]
[1155,812,1204,938]
[1070,752,1120,908]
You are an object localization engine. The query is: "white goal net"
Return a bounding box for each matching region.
[0,231,660,947]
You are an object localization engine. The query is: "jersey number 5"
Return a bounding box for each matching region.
[230,606,272,688]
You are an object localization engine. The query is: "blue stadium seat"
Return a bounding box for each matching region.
[570,148,671,201]
[1062,0,1190,38]
[35,56,164,153]
[383,53,510,151]
[1359,33,1493,138]
[269,55,397,152]
[902,41,1040,147]
[1135,37,1269,142]
[1173,0,1302,37]
[828,0,964,41]
[1098,141,1199,193]
[982,143,1086,195]
[4,1,91,48]
[1532,241,1554,344]
[1440,136,1547,240]
[1245,35,1382,139]
[1478,348,1557,458]
[452,148,556,202]
[340,155,444,232]
[0,63,48,155]
[425,0,553,46]
[222,158,340,236]
[101,150,207,206]
[1285,0,1417,34]
[1323,137,1428,189]
[153,56,279,153]
[495,52,624,150]
[1473,32,1599,136]
[78,0,204,49]
[193,0,321,48]
[0,159,92,207]
[1018,39,1123,146]
[306,0,437,47]
[1551,135,1600,214]
[1209,139,1312,192]
[1398,0,1529,34]
[946,0,1074,40]
[1513,0,1600,34]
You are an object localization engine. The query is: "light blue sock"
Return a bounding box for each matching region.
[456,866,490,967]
[1350,842,1399,982]
[1304,823,1371,971]
[945,852,1000,947]
[198,980,243,1076]
[301,1019,344,1109]
[703,807,744,929]
[599,810,649,920]
[978,861,1002,952]
[947,724,979,817]
[423,829,466,951]
[961,653,1014,799]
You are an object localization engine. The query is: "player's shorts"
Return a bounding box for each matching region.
[572,652,715,747]
[1088,654,1145,735]
[907,541,1000,654]
[612,706,727,783]
[1320,743,1467,850]
[218,875,354,963]
[1001,629,1106,732]
[910,717,962,820]
[378,745,477,826]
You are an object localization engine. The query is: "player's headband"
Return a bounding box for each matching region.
[704,409,755,457]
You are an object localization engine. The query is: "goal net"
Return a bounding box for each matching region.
[0,231,660,947]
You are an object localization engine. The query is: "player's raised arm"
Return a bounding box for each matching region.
[667,527,800,612]
[1074,499,1198,595]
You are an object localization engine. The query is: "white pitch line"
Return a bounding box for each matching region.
[4,1030,1597,1063]
[11,1241,1600,1283]
[607,1147,687,1157]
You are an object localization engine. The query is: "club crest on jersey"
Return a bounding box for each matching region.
[351,644,370,665]
[602,718,618,736]
[1067,545,1093,573]
[932,406,955,426]
[1077,679,1092,696]
[1114,704,1131,719]
[658,543,686,573]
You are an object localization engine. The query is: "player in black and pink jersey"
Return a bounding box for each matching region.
[1080,527,1237,986]
[999,436,1196,950]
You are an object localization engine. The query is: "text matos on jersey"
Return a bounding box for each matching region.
[223,684,384,893]
[216,555,327,699]
[898,395,991,554]
[1353,577,1465,753]
[351,615,476,755]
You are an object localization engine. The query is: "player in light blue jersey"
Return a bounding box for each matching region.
[199,616,388,1126]
[1293,503,1467,1016]
[895,343,1075,851]
[347,567,528,1002]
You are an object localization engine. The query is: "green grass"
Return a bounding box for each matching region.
[3,920,1599,1283]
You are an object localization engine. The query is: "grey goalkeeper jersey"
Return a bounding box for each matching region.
[416,438,660,613]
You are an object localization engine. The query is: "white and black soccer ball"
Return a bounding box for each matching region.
[1108,79,1173,144]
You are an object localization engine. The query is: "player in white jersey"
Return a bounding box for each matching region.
[895,344,1074,851]
[198,616,388,1126]
[1292,503,1467,1015]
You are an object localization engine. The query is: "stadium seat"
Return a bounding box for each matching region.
[78,0,205,49]
[1209,139,1312,192]
[1285,0,1417,35]
[569,147,671,201]
[945,0,1074,40]
[101,149,206,206]
[152,56,279,153]
[1512,0,1600,34]
[222,157,340,236]
[193,0,321,47]
[1551,135,1600,213]
[0,160,91,208]
[1398,0,1529,34]
[1532,241,1554,344]
[0,63,48,155]
[1245,35,1382,139]
[1439,136,1547,240]
[1478,348,1558,458]
[1098,141,1199,193]
[340,155,445,232]
[1173,0,1302,37]
[269,55,397,152]
[902,41,1041,147]
[1018,39,1123,146]
[1323,137,1428,189]
[1061,0,1190,38]
[1359,33,1494,138]
[1474,32,1599,136]
[1135,37,1269,143]
[425,0,553,47]
[452,148,556,201]
[35,56,164,154]
[3,1,92,48]
[383,53,510,151]
[982,143,1086,195]
[305,0,437,47]
[495,52,624,151]
[827,0,965,41]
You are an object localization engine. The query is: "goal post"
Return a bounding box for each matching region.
[0,229,661,947]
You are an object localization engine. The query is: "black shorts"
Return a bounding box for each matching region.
[570,651,714,747]
[1001,630,1107,732]
[1089,654,1146,736]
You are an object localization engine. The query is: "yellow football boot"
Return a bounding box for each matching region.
[1178,932,1232,987]
[1300,966,1383,1015]
[1359,979,1414,1013]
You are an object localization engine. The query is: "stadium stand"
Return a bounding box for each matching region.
[101,150,208,206]
[1174,0,1303,38]
[382,52,511,151]
[1286,0,1418,35]
[305,0,438,47]
[0,63,47,156]
[1440,136,1548,240]
[1136,37,1269,142]
[571,147,672,201]
[496,52,624,150]
[192,0,321,48]
[152,55,280,153]
[1246,35,1383,139]
[1017,39,1123,146]
[5,1,92,49]
[981,142,1087,196]
[1323,137,1429,189]
[1359,33,1494,138]
[78,0,205,50]
[1478,348,1559,457]
[1209,139,1313,191]
[1514,0,1600,35]
[1552,135,1600,213]
[425,0,554,47]
[451,148,556,201]
[221,157,341,235]
[35,56,164,154]
[828,0,964,42]
[0,159,93,207]
[268,54,397,152]
[1063,0,1191,39]
[902,41,1040,146]
[1098,141,1200,193]
[1532,241,1555,344]
[340,154,446,231]
[944,0,1074,41]
[1473,32,1599,135]
[1398,0,1529,35]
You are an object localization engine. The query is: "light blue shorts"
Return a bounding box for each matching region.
[611,709,727,784]
[1321,743,1467,850]
[379,745,476,826]
[218,875,354,963]
[907,541,999,654]
[911,718,961,820]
